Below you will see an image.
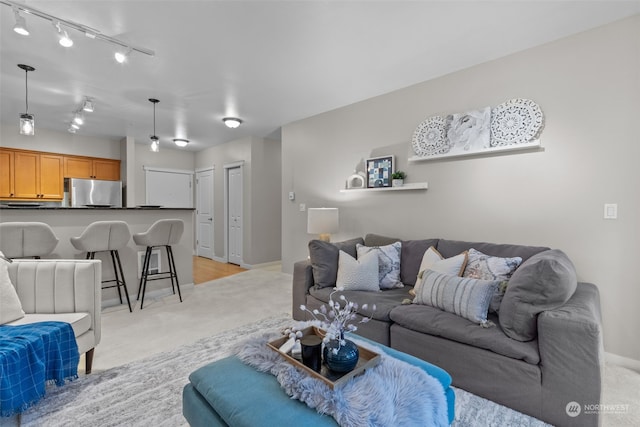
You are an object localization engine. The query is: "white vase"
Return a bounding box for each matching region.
[392,179,404,187]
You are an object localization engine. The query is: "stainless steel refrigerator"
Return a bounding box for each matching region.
[68,178,123,207]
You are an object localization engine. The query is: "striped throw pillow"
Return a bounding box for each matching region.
[414,269,499,325]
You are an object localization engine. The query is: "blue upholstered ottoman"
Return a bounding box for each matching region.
[183,337,455,426]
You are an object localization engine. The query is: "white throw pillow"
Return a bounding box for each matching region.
[356,242,403,289]
[0,251,25,324]
[336,250,380,292]
[417,247,468,278]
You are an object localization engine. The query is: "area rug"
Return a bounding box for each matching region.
[19,315,550,427]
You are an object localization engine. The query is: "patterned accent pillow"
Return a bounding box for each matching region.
[336,250,380,292]
[463,248,522,313]
[0,250,25,325]
[357,242,403,289]
[414,269,499,325]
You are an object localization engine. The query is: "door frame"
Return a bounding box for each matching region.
[195,166,214,259]
[224,161,244,264]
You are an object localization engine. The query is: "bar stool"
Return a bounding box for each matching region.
[0,222,59,259]
[133,219,184,309]
[70,221,133,312]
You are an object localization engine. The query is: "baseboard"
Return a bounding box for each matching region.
[102,283,195,309]
[211,255,227,263]
[241,260,282,270]
[605,352,640,372]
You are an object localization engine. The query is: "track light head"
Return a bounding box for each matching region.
[12,8,29,36]
[54,22,73,47]
[82,98,94,112]
[115,47,133,64]
[73,111,84,125]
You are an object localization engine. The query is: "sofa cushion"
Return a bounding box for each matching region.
[7,312,92,338]
[0,251,25,325]
[308,238,364,289]
[309,286,412,322]
[357,242,403,289]
[389,304,540,364]
[336,250,379,292]
[414,270,498,325]
[499,249,578,341]
[436,239,548,262]
[364,234,440,286]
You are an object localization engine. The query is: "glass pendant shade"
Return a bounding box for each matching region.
[20,114,35,136]
[150,137,159,152]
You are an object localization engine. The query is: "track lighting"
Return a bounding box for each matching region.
[18,64,35,136]
[173,139,189,148]
[54,21,73,47]
[71,122,80,130]
[115,48,132,64]
[3,1,154,60]
[82,97,94,113]
[149,98,160,152]
[223,117,243,129]
[73,111,84,125]
[68,126,77,133]
[12,7,28,35]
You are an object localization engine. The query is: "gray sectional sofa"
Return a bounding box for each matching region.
[292,234,604,427]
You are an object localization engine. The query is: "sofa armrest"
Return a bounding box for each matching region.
[537,282,603,427]
[8,259,102,347]
[292,260,314,320]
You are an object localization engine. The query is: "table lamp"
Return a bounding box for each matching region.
[307,208,339,242]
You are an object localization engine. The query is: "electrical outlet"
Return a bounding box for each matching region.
[299,203,306,212]
[603,203,617,219]
[289,191,295,201]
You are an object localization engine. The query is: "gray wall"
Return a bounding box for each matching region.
[281,16,640,364]
[196,136,282,266]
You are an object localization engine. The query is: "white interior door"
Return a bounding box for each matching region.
[227,166,243,265]
[196,168,214,259]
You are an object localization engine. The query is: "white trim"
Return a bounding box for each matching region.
[242,260,282,269]
[143,165,195,174]
[223,160,245,170]
[195,166,215,173]
[606,352,640,372]
[195,167,215,259]
[211,255,228,263]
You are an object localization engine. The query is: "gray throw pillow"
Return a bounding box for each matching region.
[414,269,498,325]
[308,238,364,289]
[499,249,577,341]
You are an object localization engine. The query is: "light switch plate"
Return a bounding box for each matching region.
[299,203,306,212]
[604,203,618,219]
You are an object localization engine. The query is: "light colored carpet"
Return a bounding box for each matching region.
[5,268,639,426]
[19,315,551,427]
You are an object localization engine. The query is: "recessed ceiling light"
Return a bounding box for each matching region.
[223,117,242,129]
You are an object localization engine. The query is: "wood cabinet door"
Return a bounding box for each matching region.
[39,154,63,199]
[0,149,15,198]
[93,159,120,180]
[64,156,93,179]
[13,151,39,199]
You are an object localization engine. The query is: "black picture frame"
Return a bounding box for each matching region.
[366,155,394,188]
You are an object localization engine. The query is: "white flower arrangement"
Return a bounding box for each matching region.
[297,288,376,354]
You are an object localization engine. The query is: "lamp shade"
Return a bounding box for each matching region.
[307,208,339,241]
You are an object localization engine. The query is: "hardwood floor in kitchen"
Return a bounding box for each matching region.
[192,256,247,284]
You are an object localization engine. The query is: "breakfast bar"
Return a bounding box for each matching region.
[0,206,194,308]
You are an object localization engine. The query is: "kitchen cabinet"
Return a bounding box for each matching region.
[0,149,15,198]
[64,156,120,180]
[10,150,63,200]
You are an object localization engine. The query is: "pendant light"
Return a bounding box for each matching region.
[149,98,160,152]
[18,64,35,136]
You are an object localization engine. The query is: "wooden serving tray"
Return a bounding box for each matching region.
[267,326,381,389]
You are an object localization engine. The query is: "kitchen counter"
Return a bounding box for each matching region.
[0,205,193,210]
[0,207,195,308]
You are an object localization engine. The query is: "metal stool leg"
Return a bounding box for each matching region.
[110,250,124,304]
[113,250,133,312]
[137,246,151,301]
[167,245,182,302]
[139,246,153,309]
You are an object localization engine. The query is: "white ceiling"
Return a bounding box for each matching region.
[1,1,638,151]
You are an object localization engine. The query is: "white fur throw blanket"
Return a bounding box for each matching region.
[234,332,448,427]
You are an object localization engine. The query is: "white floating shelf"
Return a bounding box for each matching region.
[340,182,428,193]
[409,139,541,162]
